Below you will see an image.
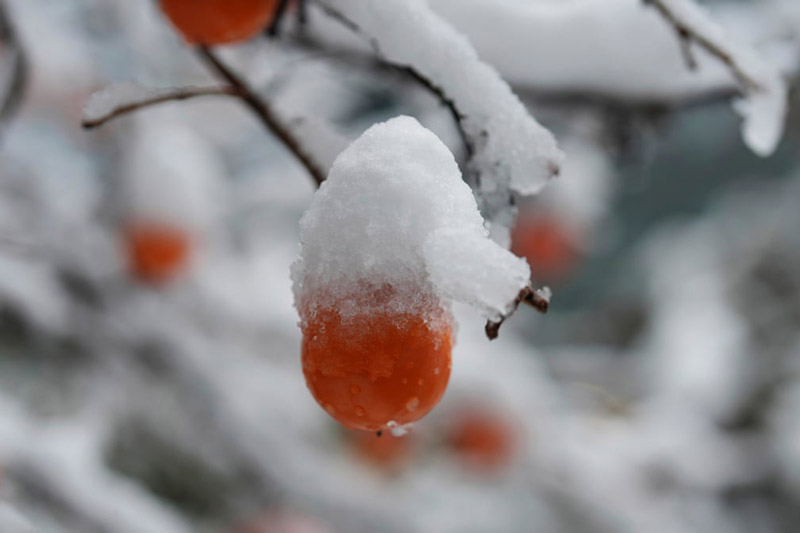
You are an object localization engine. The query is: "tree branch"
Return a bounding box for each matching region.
[266,0,292,37]
[485,285,551,340]
[0,0,28,135]
[81,86,236,129]
[196,46,326,186]
[643,0,762,92]
[311,2,474,156]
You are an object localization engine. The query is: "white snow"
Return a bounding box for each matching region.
[651,0,787,155]
[429,0,788,156]
[292,116,530,323]
[121,117,226,231]
[316,0,564,216]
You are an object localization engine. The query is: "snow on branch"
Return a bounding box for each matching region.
[82,51,348,186]
[643,0,787,156]
[196,46,330,186]
[313,0,564,217]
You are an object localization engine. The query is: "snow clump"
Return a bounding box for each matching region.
[291,116,530,324]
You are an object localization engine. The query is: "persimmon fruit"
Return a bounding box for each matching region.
[446,406,518,472]
[124,222,191,284]
[300,289,453,432]
[511,214,579,283]
[160,0,279,45]
[349,429,415,471]
[234,509,329,533]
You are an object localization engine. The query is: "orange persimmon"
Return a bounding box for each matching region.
[300,292,453,432]
[160,0,279,45]
[124,222,191,284]
[234,509,330,533]
[511,214,579,284]
[446,406,518,472]
[349,429,415,471]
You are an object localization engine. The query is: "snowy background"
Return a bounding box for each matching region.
[0,0,800,532]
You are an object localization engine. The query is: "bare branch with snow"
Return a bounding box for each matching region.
[196,46,328,186]
[643,0,788,155]
[81,83,236,129]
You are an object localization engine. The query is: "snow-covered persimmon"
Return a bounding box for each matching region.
[160,0,279,45]
[301,290,453,432]
[446,405,518,472]
[124,222,190,284]
[293,117,531,433]
[511,213,579,284]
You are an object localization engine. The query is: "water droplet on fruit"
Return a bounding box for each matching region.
[324,403,336,415]
[355,406,365,417]
[406,397,419,412]
[417,378,424,386]
[434,367,440,375]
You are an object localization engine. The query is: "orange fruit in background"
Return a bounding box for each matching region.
[234,509,330,533]
[446,406,518,472]
[160,0,279,45]
[349,429,415,472]
[300,291,453,432]
[124,222,191,284]
[511,214,580,284]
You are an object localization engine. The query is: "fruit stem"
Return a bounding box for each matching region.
[485,285,551,340]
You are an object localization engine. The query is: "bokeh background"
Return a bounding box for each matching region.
[0,0,800,532]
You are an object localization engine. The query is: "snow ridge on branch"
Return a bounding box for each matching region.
[644,0,787,156]
[314,0,564,218]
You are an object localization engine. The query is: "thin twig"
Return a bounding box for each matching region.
[81,86,236,129]
[643,0,762,91]
[312,2,474,156]
[0,0,28,135]
[266,0,292,37]
[675,27,698,71]
[485,285,551,340]
[196,46,327,186]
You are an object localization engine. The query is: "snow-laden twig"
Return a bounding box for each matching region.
[81,82,236,129]
[0,0,27,135]
[485,285,551,340]
[643,0,787,155]
[312,0,564,219]
[197,46,327,186]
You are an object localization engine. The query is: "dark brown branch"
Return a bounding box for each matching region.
[266,0,292,37]
[81,86,236,129]
[196,46,326,186]
[643,0,762,92]
[312,2,473,156]
[485,285,551,340]
[0,0,28,135]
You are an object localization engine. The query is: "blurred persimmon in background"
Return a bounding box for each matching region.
[445,405,519,473]
[123,221,191,285]
[234,509,331,533]
[348,429,416,473]
[511,212,581,284]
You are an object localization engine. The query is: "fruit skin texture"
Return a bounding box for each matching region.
[124,222,191,284]
[300,294,453,432]
[160,0,278,45]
